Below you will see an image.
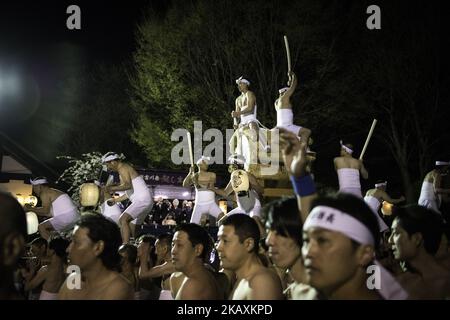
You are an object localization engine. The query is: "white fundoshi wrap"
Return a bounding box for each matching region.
[340,140,353,155]
[303,205,408,300]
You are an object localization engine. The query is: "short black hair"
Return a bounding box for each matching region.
[30,237,48,250]
[75,213,122,271]
[264,197,302,247]
[157,232,173,248]
[119,244,138,265]
[175,223,213,262]
[220,214,260,253]
[310,193,380,251]
[393,205,444,255]
[48,236,70,258]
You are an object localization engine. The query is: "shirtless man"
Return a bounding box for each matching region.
[364,181,405,232]
[59,213,133,300]
[214,154,265,234]
[138,233,175,300]
[182,156,224,225]
[118,244,139,297]
[265,198,317,299]
[334,141,368,197]
[230,76,268,153]
[171,223,222,299]
[274,71,311,148]
[25,177,79,240]
[418,161,450,214]
[216,214,284,300]
[101,152,153,243]
[388,205,450,299]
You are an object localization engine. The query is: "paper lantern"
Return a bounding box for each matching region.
[381,201,394,216]
[26,211,39,235]
[79,183,100,207]
[26,195,38,207]
[231,170,249,193]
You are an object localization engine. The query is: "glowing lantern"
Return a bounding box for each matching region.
[26,195,38,207]
[26,211,39,235]
[381,201,394,216]
[79,183,100,207]
[15,194,25,206]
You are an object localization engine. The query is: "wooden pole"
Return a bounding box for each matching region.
[359,119,378,160]
[284,35,291,73]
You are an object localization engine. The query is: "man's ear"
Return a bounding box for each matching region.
[244,238,255,253]
[357,244,375,267]
[2,233,25,267]
[194,243,204,258]
[93,240,105,257]
[411,233,423,248]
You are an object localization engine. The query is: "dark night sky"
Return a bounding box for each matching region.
[1,0,450,193]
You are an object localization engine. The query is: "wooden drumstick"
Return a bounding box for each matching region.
[359,119,378,160]
[186,131,194,166]
[284,35,292,73]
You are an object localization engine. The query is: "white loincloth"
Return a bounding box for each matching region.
[337,168,362,198]
[47,194,79,231]
[227,190,261,218]
[39,290,58,300]
[363,195,389,232]
[190,189,222,225]
[418,181,441,213]
[158,289,174,300]
[122,176,153,222]
[275,108,302,135]
[100,200,122,224]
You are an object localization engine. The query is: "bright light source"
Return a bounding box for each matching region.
[183,191,190,196]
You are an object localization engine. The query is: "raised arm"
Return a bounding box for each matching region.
[359,160,369,179]
[284,71,298,98]
[182,166,196,187]
[279,128,317,223]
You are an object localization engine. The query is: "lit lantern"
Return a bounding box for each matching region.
[219,199,228,214]
[26,211,39,235]
[79,183,100,207]
[26,195,38,207]
[16,194,25,206]
[381,201,394,216]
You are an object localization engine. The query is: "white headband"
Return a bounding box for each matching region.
[304,205,375,245]
[340,140,353,155]
[102,152,120,163]
[30,178,48,185]
[196,156,211,165]
[375,181,387,188]
[228,155,246,165]
[235,76,250,86]
[304,205,408,300]
[436,161,450,166]
[278,87,289,94]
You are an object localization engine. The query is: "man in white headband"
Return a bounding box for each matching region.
[334,140,368,197]
[302,193,408,299]
[418,161,450,214]
[230,76,269,155]
[101,152,153,244]
[25,177,79,240]
[182,156,224,225]
[273,71,312,150]
[388,205,450,299]
[213,154,265,235]
[364,180,405,233]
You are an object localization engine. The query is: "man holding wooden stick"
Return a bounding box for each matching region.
[334,141,368,198]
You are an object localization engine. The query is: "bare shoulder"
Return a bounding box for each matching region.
[248,267,283,299]
[103,273,134,299]
[179,277,207,300]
